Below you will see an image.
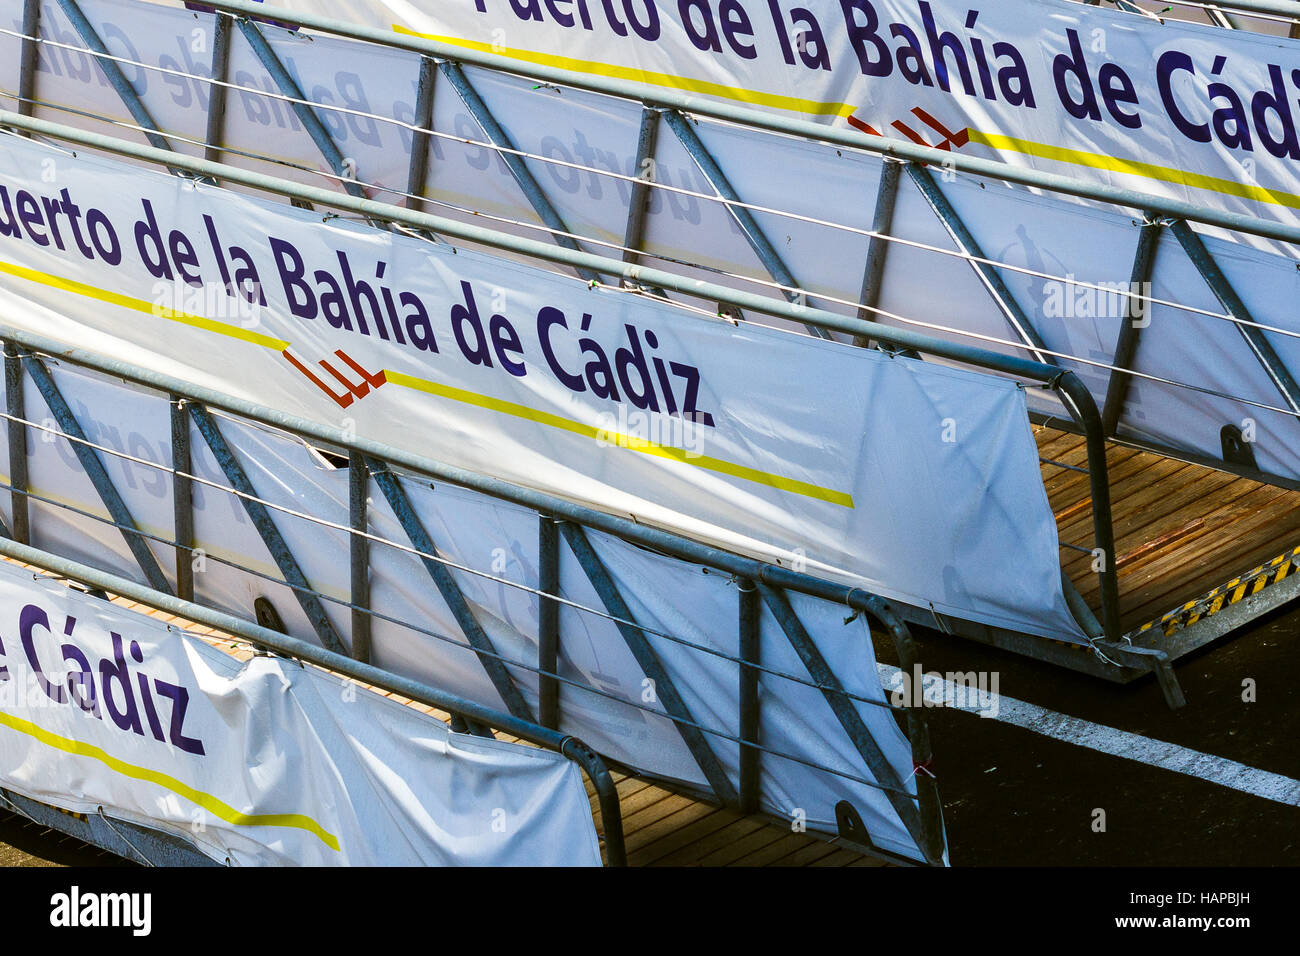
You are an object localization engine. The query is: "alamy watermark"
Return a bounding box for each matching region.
[594,403,707,458]
[1043,276,1152,325]
[887,663,1001,718]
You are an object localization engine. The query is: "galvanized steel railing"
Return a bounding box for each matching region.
[12,0,1284,688]
[0,319,954,864]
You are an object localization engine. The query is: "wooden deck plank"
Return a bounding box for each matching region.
[620,794,701,837]
[1036,427,1300,631]
[727,830,828,866]
[646,817,773,866]
[809,848,870,867]
[1054,457,1189,543]
[765,839,846,867]
[688,822,794,866]
[1121,500,1300,627]
[627,808,747,865]
[1041,445,1140,504]
[622,802,723,854]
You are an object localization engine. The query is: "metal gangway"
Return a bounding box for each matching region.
[2,0,1300,863]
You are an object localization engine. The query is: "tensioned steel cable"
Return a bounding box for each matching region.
[0,402,909,717]
[11,93,1300,422]
[11,544,919,799]
[4,120,1299,421]
[1101,0,1296,26]
[5,27,1298,343]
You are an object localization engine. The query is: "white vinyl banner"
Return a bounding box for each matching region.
[8,0,1300,484]
[0,559,603,865]
[0,361,934,862]
[0,131,1083,642]
[259,0,1300,230]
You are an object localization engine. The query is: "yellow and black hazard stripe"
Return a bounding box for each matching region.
[1132,545,1300,641]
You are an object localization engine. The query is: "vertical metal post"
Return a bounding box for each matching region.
[622,106,661,271]
[908,162,1051,363]
[865,596,946,866]
[1101,220,1162,435]
[16,0,40,120]
[537,513,560,730]
[559,736,626,866]
[405,55,437,213]
[1056,373,1121,641]
[3,343,28,544]
[203,12,233,171]
[663,109,830,339]
[440,61,600,283]
[737,578,760,816]
[170,396,194,602]
[852,159,902,347]
[348,450,371,663]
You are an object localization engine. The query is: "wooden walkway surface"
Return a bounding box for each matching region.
[578,772,886,867]
[1037,425,1300,632]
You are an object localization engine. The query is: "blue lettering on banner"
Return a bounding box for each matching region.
[0,602,205,756]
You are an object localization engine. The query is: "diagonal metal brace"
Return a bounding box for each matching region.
[188,402,347,655]
[560,521,738,806]
[369,460,533,721]
[1172,219,1300,417]
[237,16,369,202]
[664,109,829,339]
[54,0,180,159]
[759,583,927,850]
[440,61,600,284]
[908,162,1051,363]
[22,351,172,593]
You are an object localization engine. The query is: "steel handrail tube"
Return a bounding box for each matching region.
[0,110,1123,637]
[0,109,1067,379]
[1135,0,1300,16]
[0,533,629,865]
[1054,371,1121,641]
[864,595,946,866]
[187,0,1300,247]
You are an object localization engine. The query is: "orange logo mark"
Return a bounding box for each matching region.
[284,348,388,409]
[849,107,970,151]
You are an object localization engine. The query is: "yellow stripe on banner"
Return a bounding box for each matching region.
[0,709,340,851]
[0,259,290,351]
[385,369,855,508]
[967,130,1300,211]
[393,25,856,119]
